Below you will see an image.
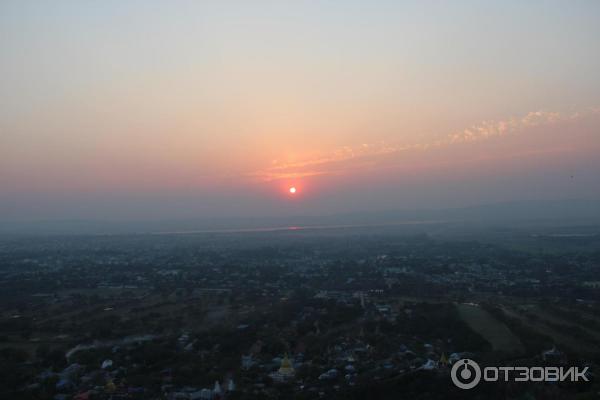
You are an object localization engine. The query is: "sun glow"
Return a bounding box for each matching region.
[289,187,297,194]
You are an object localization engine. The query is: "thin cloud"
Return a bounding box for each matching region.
[249,108,599,182]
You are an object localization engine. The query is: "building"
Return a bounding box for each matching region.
[269,354,295,382]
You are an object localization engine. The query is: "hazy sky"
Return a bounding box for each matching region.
[1,1,600,221]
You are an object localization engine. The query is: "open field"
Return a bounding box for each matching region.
[456,303,524,354]
[501,304,600,356]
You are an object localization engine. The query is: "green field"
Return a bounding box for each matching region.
[457,303,524,354]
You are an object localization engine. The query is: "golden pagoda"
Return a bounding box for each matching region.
[439,353,449,368]
[270,353,295,382]
[278,353,295,376]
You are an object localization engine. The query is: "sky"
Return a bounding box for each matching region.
[1,1,600,222]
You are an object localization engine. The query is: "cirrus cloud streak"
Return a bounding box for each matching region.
[249,108,600,182]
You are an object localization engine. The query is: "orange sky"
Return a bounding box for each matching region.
[1,2,600,220]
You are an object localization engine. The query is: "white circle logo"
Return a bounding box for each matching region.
[451,359,481,389]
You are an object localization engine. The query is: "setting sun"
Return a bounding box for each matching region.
[289,187,297,194]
